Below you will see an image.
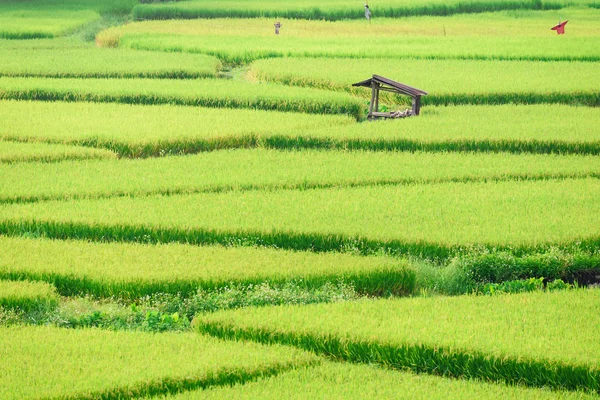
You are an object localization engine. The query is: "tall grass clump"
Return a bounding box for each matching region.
[0,178,598,259]
[0,280,58,312]
[0,325,317,399]
[197,289,600,393]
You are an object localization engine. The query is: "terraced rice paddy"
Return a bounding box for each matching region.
[0,77,363,118]
[2,150,600,203]
[0,326,316,399]
[98,10,600,62]
[0,237,415,298]
[0,48,222,78]
[198,290,600,391]
[1,0,598,397]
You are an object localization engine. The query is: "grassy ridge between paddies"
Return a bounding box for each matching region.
[131,0,579,21]
[162,362,599,400]
[1,102,599,156]
[3,149,600,204]
[0,236,415,298]
[197,290,600,392]
[0,78,363,119]
[0,101,353,157]
[0,280,58,312]
[0,326,317,400]
[1,178,599,259]
[250,58,600,107]
[98,10,600,63]
[0,48,221,79]
[0,140,117,163]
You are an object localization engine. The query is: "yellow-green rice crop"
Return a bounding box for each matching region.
[0,140,117,163]
[0,78,363,118]
[197,289,600,392]
[164,362,599,400]
[131,0,589,21]
[0,236,415,298]
[2,149,600,204]
[1,102,598,156]
[0,178,598,258]
[0,101,353,157]
[0,325,318,399]
[0,48,221,79]
[98,10,600,63]
[250,57,600,106]
[0,10,101,39]
[0,280,58,312]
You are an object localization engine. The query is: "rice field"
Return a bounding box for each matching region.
[1,178,599,258]
[131,0,594,21]
[0,78,363,118]
[98,9,600,62]
[0,326,317,399]
[168,362,599,400]
[0,48,222,79]
[2,149,599,203]
[2,0,599,397]
[250,57,600,106]
[0,236,415,298]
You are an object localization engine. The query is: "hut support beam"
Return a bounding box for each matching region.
[412,96,421,116]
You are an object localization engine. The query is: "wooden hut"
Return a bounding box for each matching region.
[352,75,428,120]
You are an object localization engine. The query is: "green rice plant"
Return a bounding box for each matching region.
[131,0,582,21]
[0,178,598,259]
[0,100,353,157]
[0,280,58,312]
[0,78,363,118]
[197,289,600,392]
[250,57,600,106]
[0,325,318,399]
[98,10,600,63]
[0,236,415,298]
[0,48,222,79]
[3,148,600,204]
[0,140,117,163]
[161,362,599,400]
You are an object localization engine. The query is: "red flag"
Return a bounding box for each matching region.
[551,20,568,35]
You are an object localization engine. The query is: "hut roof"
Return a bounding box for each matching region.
[352,74,428,97]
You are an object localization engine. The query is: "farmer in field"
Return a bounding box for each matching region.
[364,4,371,21]
[274,20,282,34]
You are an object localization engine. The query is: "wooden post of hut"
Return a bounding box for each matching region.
[352,75,428,120]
